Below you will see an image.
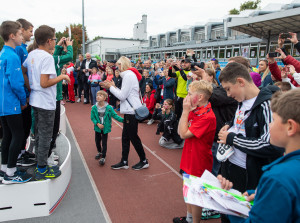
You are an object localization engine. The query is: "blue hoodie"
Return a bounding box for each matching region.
[0,45,27,116]
[229,150,300,223]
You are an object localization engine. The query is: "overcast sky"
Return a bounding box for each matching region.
[0,0,292,40]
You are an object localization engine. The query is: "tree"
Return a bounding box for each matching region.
[229,8,240,15]
[56,24,88,61]
[240,0,261,11]
[93,36,102,41]
[0,37,4,51]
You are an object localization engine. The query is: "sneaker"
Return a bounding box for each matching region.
[51,152,59,161]
[61,101,65,105]
[132,159,149,170]
[0,170,5,181]
[84,98,87,103]
[95,152,102,160]
[201,209,220,220]
[77,98,81,103]
[111,161,129,170]
[173,216,188,223]
[24,151,36,160]
[99,158,105,165]
[147,119,154,125]
[35,166,61,181]
[47,155,58,166]
[2,171,32,184]
[17,156,36,167]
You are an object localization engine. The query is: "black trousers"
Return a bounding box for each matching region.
[175,96,184,121]
[78,79,84,99]
[49,100,61,156]
[74,84,78,96]
[0,114,24,168]
[122,114,146,162]
[83,81,90,102]
[95,131,108,158]
[21,104,32,151]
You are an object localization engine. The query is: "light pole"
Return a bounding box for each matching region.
[82,0,85,55]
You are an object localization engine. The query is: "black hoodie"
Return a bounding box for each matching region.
[226,85,285,189]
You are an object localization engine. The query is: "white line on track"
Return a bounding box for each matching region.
[66,118,112,223]
[112,119,182,179]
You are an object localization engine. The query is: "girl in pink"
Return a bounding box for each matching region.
[67,63,75,103]
[88,67,102,105]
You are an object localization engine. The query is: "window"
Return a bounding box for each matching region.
[219,48,225,58]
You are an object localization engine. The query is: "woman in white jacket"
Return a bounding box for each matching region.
[100,56,149,170]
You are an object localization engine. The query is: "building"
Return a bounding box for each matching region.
[133,14,147,40]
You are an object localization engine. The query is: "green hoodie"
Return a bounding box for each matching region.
[53,45,73,101]
[91,102,124,134]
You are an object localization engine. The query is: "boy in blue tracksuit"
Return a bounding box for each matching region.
[0,21,32,184]
[219,88,300,223]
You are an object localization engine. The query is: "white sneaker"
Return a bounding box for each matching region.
[47,154,58,166]
[84,98,87,103]
[51,152,59,161]
[77,98,81,103]
[147,119,154,125]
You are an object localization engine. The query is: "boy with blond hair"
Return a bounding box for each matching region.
[174,80,217,223]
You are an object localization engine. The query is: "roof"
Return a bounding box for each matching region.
[227,7,300,39]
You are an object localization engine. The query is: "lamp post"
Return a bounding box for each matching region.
[82,0,85,55]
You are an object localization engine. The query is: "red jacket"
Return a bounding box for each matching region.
[269,57,300,87]
[143,89,156,114]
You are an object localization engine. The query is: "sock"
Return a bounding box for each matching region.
[38,166,47,173]
[1,164,7,172]
[6,167,17,176]
[186,212,193,223]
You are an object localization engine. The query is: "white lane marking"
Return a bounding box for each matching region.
[66,118,112,223]
[112,119,182,179]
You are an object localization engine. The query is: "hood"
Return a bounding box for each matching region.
[250,85,280,110]
[96,101,108,108]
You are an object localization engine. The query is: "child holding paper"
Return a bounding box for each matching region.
[218,88,300,223]
[173,80,216,223]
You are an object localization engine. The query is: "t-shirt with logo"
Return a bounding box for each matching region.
[228,96,257,169]
[23,49,57,110]
[180,103,216,177]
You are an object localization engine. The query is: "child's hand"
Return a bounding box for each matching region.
[155,103,161,109]
[97,123,104,129]
[161,107,166,114]
[217,128,230,144]
[183,95,195,112]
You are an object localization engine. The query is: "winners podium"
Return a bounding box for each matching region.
[0,105,72,222]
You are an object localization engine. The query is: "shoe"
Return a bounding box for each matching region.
[70,101,75,103]
[99,158,105,165]
[77,98,81,103]
[61,101,65,105]
[173,216,188,223]
[95,152,102,160]
[84,102,89,104]
[35,166,61,181]
[66,100,71,103]
[111,161,129,170]
[116,108,120,112]
[47,155,58,166]
[0,170,5,181]
[201,209,220,220]
[2,171,32,184]
[24,151,36,160]
[132,159,149,170]
[84,98,87,103]
[17,156,36,167]
[50,152,59,161]
[147,119,154,125]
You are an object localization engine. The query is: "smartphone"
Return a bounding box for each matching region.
[268,52,279,58]
[280,33,292,39]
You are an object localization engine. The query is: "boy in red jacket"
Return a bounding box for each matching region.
[174,80,216,223]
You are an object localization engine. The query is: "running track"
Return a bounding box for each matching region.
[65,101,221,223]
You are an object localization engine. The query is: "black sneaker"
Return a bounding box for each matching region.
[95,152,102,160]
[111,161,129,170]
[201,209,220,220]
[24,151,36,160]
[2,171,32,184]
[173,216,188,223]
[17,156,36,167]
[0,170,5,181]
[99,158,105,165]
[132,159,149,170]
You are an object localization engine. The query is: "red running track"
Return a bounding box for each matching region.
[65,101,221,223]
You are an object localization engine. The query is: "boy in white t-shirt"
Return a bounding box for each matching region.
[23,25,70,181]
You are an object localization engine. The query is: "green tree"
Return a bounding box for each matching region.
[240,0,261,11]
[0,37,4,51]
[229,8,240,15]
[93,36,101,41]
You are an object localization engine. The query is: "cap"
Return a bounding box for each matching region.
[184,58,192,63]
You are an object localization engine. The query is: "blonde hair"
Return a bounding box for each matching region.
[205,62,215,72]
[116,56,131,72]
[205,68,218,86]
[97,90,108,99]
[188,80,213,99]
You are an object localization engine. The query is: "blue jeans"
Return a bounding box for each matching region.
[211,142,221,176]
[91,86,100,105]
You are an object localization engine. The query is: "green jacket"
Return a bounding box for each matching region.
[91,103,124,134]
[53,45,73,101]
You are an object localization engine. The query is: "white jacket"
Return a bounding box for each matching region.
[109,70,142,115]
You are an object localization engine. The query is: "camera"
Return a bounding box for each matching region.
[191,62,205,71]
[280,33,292,39]
[268,52,279,58]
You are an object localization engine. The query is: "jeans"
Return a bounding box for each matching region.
[211,142,221,176]
[91,86,100,105]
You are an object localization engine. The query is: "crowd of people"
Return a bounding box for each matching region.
[0,18,300,223]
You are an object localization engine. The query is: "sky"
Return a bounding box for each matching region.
[0,0,292,40]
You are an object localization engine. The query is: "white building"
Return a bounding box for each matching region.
[133,14,147,40]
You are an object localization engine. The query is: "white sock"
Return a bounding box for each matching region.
[6,167,17,176]
[186,212,193,223]
[1,164,7,172]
